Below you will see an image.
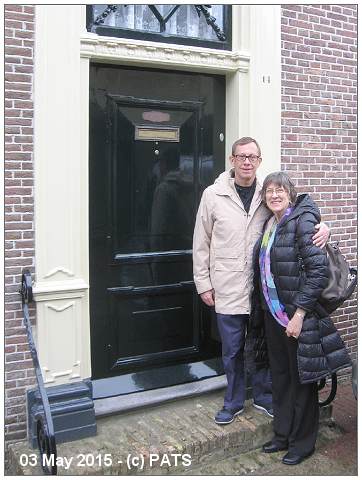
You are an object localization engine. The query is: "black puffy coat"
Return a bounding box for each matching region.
[248,194,351,384]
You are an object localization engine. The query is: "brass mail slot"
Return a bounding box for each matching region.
[135,126,180,142]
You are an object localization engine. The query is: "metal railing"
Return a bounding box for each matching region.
[20,270,57,475]
[318,373,337,407]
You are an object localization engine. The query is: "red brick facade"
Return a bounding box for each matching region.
[4,5,357,445]
[5,4,36,444]
[281,5,357,361]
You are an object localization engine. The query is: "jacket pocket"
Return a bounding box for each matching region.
[211,248,244,297]
[214,248,244,272]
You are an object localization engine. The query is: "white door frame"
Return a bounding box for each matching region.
[33,5,281,385]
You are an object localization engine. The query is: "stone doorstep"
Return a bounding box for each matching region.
[7,390,332,476]
[181,422,345,476]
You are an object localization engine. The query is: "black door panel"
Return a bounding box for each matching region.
[108,285,196,368]
[89,64,225,389]
[108,97,199,257]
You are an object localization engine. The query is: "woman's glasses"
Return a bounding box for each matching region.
[265,187,286,196]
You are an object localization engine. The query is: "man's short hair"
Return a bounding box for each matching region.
[231,137,262,157]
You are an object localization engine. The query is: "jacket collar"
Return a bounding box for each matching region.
[279,193,321,226]
[214,168,263,213]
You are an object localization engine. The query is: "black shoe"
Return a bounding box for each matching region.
[282,449,315,465]
[214,407,244,425]
[262,440,288,454]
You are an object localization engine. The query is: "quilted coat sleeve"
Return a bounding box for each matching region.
[192,188,214,294]
[294,213,329,312]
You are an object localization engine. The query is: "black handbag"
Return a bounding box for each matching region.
[318,242,357,314]
[298,240,357,315]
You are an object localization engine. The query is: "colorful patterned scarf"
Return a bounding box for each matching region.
[259,208,293,327]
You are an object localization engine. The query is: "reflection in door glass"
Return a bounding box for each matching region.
[116,105,198,256]
[150,148,194,252]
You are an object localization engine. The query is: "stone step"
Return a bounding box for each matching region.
[7,389,332,476]
[181,422,343,475]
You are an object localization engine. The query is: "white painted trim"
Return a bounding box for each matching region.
[33,5,91,384]
[248,5,281,180]
[80,32,250,74]
[225,5,281,171]
[38,298,83,384]
[33,279,88,301]
[31,5,281,386]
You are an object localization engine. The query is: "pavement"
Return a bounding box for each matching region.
[6,377,357,476]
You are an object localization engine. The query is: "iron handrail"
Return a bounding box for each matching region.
[20,270,57,475]
[318,373,337,407]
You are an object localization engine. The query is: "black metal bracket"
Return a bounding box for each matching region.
[148,5,180,32]
[94,4,117,25]
[20,270,57,475]
[194,5,226,41]
[318,373,337,407]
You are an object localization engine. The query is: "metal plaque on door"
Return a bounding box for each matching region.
[135,126,180,142]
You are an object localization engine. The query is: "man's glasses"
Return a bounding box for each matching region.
[233,154,261,164]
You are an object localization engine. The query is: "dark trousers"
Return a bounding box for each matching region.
[216,313,272,412]
[264,311,319,455]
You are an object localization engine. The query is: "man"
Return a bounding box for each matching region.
[193,137,329,425]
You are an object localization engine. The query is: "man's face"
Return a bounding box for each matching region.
[230,142,262,186]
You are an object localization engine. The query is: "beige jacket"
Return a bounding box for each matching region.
[193,169,270,314]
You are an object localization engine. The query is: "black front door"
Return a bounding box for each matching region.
[89,64,225,397]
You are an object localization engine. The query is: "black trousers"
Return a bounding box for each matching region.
[264,311,319,456]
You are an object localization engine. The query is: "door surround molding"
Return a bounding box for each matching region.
[80,33,250,73]
[33,4,281,386]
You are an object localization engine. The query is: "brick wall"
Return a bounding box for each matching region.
[5,4,36,444]
[281,5,357,361]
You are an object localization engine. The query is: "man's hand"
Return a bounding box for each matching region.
[312,222,330,248]
[200,289,215,306]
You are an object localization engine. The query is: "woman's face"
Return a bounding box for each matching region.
[265,182,291,219]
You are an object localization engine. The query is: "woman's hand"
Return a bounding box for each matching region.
[286,309,306,338]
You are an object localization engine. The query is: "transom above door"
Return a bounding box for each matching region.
[86,5,232,50]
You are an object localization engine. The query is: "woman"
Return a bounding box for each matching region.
[250,171,351,466]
